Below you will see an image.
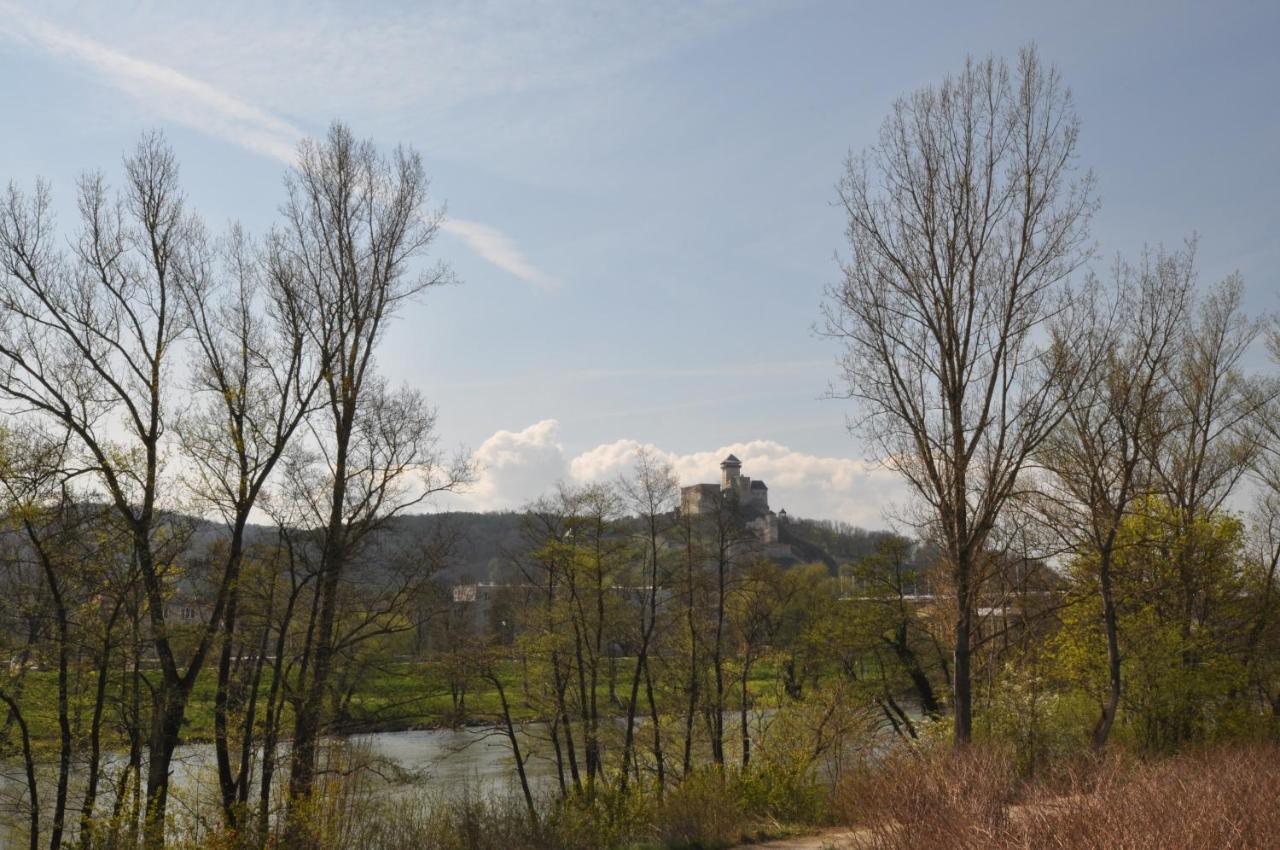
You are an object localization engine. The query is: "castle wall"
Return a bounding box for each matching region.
[681,483,720,515]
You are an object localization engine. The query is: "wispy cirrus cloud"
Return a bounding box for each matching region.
[441,218,561,290]
[6,2,781,119]
[0,2,301,163]
[0,2,557,288]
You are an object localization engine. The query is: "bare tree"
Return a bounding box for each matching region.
[1036,247,1192,746]
[0,135,212,844]
[516,483,628,796]
[566,484,624,793]
[276,122,469,844]
[0,689,37,850]
[694,484,755,768]
[252,506,319,842]
[1151,273,1265,522]
[617,449,677,794]
[1245,492,1280,717]
[483,651,538,827]
[676,506,705,777]
[176,223,321,827]
[823,46,1096,744]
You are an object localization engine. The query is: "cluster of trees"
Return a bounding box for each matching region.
[0,124,471,849]
[511,464,770,800]
[432,451,1097,826]
[823,45,1280,754]
[0,42,1277,850]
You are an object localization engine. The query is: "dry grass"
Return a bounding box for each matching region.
[833,744,1021,849]
[1011,745,1280,849]
[834,742,1280,850]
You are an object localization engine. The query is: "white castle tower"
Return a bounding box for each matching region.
[720,454,742,492]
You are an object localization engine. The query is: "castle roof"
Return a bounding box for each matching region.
[721,454,741,466]
[749,480,767,490]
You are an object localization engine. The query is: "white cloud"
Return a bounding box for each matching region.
[0,2,558,287]
[571,438,906,528]
[454,419,568,511]
[441,218,560,290]
[454,423,906,527]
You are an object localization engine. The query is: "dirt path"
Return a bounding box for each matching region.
[734,793,1087,848]
[733,827,874,849]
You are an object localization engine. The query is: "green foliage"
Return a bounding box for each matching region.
[1051,497,1257,751]
[982,652,1093,773]
[735,761,826,826]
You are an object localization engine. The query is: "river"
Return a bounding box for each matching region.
[0,724,558,846]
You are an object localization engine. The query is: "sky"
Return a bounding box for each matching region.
[1,1,1277,526]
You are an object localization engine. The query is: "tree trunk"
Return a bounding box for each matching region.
[51,612,72,850]
[953,566,974,746]
[888,624,939,717]
[740,657,752,770]
[213,528,248,825]
[0,693,37,850]
[492,674,537,827]
[1093,554,1123,748]
[286,472,348,847]
[682,525,700,778]
[79,611,117,849]
[144,688,189,849]
[645,660,665,794]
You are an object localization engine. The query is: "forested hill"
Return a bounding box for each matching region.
[379,511,918,583]
[776,516,918,572]
[29,507,915,585]
[381,511,528,583]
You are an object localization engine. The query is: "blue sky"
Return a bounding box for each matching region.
[1,1,1277,525]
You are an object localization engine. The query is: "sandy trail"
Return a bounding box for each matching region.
[733,794,1087,848]
[733,827,874,849]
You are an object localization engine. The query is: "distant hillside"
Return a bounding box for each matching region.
[382,511,528,583]
[775,516,929,574]
[27,508,919,586]
[384,511,920,583]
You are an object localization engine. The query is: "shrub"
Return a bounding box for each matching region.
[1009,744,1280,850]
[654,769,747,849]
[833,743,1020,849]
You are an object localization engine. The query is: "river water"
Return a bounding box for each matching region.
[0,708,855,845]
[0,724,558,846]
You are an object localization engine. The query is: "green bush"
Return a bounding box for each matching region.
[736,760,826,825]
[654,768,747,849]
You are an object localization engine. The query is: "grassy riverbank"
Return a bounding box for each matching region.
[9,658,784,746]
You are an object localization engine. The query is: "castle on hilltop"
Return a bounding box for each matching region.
[679,454,783,543]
